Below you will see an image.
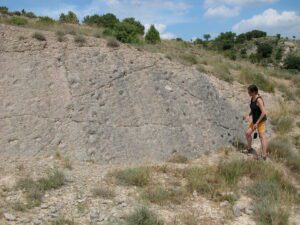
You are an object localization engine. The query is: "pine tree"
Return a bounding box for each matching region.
[145,25,160,44]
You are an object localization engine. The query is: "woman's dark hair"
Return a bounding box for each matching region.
[248,84,258,94]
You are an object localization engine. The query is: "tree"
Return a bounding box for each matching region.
[236,33,247,44]
[0,6,9,14]
[245,30,267,40]
[59,11,79,24]
[83,14,101,26]
[114,22,140,43]
[99,13,119,28]
[203,34,211,41]
[123,17,144,35]
[284,54,300,71]
[214,32,236,50]
[145,25,160,44]
[194,38,204,45]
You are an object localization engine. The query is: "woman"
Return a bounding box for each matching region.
[244,84,268,160]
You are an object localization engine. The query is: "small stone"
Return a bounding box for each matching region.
[220,201,229,207]
[165,85,173,91]
[245,207,253,215]
[232,205,241,217]
[4,213,16,221]
[192,190,198,198]
[40,204,48,209]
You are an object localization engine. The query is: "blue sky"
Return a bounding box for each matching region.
[2,0,300,39]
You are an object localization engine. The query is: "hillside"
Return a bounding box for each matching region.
[0,8,300,225]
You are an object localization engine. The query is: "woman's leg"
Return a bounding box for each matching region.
[259,132,268,157]
[245,127,254,150]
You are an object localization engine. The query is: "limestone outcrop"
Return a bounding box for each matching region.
[0,25,244,163]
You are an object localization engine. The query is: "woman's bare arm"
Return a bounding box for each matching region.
[255,98,267,125]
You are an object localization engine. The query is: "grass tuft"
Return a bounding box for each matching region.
[107,38,120,48]
[32,32,46,41]
[15,169,65,208]
[125,207,163,225]
[92,186,115,199]
[112,167,150,187]
[142,186,186,205]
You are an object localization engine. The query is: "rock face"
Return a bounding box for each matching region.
[0,25,244,163]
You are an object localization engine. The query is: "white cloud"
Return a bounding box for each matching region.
[145,24,176,39]
[232,8,300,37]
[204,5,240,18]
[204,0,277,7]
[203,0,277,18]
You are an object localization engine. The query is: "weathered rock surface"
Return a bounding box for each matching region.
[0,25,244,163]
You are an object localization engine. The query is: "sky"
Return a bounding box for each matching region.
[2,0,300,40]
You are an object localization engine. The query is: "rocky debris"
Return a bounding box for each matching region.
[232,196,253,217]
[232,205,241,217]
[0,24,245,163]
[4,212,16,221]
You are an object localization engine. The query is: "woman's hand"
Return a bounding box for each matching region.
[253,123,258,130]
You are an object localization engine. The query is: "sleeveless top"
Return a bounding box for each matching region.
[250,96,267,124]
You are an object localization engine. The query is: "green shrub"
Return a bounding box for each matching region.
[224,50,237,61]
[125,207,163,225]
[92,186,115,199]
[123,17,145,35]
[145,25,160,44]
[143,186,186,205]
[32,32,46,41]
[240,68,274,92]
[59,11,79,24]
[83,13,119,28]
[218,160,244,185]
[257,42,273,58]
[240,48,247,58]
[284,54,300,71]
[113,167,150,187]
[114,22,140,43]
[10,16,27,26]
[275,48,283,61]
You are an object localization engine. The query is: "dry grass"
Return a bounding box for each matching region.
[111,167,150,187]
[32,32,46,41]
[167,153,188,164]
[142,186,187,205]
[16,169,65,208]
[92,186,115,199]
[125,206,163,225]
